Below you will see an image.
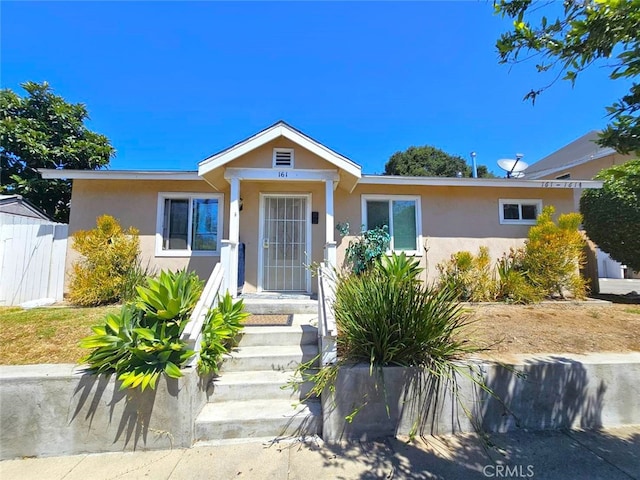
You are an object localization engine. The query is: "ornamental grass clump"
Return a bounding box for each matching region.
[334,253,480,367]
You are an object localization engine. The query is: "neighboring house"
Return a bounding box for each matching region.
[40,121,602,296]
[0,195,68,305]
[525,131,636,279]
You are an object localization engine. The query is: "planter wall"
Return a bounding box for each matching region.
[0,364,212,460]
[322,353,640,443]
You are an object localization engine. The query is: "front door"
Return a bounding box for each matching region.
[259,194,311,292]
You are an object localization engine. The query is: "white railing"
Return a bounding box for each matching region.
[182,263,224,366]
[317,262,338,365]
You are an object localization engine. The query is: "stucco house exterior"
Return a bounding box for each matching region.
[40,121,602,295]
[525,131,636,279]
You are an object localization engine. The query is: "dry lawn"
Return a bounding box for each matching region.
[466,301,640,361]
[0,305,120,365]
[1,300,639,366]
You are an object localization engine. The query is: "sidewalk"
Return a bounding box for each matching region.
[2,426,638,479]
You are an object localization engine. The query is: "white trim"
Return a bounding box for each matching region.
[325,180,334,245]
[272,148,294,169]
[358,175,603,189]
[258,193,312,293]
[225,167,340,182]
[198,122,361,179]
[525,148,615,179]
[498,198,543,225]
[155,192,224,257]
[361,194,422,256]
[38,169,201,181]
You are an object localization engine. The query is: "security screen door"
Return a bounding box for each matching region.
[261,195,309,292]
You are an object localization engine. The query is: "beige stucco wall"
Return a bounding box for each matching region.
[67,179,227,286]
[333,184,575,282]
[67,176,578,292]
[230,137,338,171]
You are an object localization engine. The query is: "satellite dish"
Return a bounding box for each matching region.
[497,155,528,178]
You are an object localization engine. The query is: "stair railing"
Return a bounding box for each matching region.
[182,262,224,366]
[317,262,338,365]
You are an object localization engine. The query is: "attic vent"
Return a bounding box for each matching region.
[273,148,294,168]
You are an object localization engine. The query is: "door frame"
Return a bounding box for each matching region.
[257,193,312,293]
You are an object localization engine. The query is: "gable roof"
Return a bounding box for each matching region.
[0,195,54,221]
[525,131,615,179]
[198,120,362,178]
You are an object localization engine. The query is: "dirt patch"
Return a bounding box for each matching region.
[466,301,640,361]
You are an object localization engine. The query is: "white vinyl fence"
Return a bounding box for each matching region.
[0,213,68,306]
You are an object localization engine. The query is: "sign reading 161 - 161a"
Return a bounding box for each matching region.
[541,181,583,188]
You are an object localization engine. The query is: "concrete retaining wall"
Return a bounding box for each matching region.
[0,364,212,460]
[322,353,640,442]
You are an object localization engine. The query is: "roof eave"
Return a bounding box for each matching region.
[38,169,202,181]
[358,175,603,189]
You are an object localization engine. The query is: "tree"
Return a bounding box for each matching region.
[384,145,493,177]
[580,160,640,272]
[0,81,114,222]
[495,0,640,155]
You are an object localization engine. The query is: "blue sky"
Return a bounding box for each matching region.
[1,1,629,175]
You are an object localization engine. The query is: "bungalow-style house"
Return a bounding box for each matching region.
[525,131,636,279]
[40,121,602,296]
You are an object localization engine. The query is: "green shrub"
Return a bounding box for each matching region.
[80,269,203,391]
[334,254,478,366]
[437,247,498,302]
[69,215,145,306]
[496,248,542,304]
[337,222,390,275]
[197,292,249,375]
[581,159,640,272]
[522,206,586,299]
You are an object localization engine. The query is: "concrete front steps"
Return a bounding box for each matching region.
[194,311,321,444]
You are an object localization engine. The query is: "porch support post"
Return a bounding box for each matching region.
[324,179,337,268]
[228,176,240,297]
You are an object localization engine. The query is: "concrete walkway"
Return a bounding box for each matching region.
[599,279,640,296]
[2,426,638,479]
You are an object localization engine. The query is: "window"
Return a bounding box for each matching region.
[499,199,542,225]
[362,195,421,253]
[156,193,223,256]
[273,148,294,168]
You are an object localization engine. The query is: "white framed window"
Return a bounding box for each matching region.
[156,192,224,257]
[499,199,542,225]
[361,195,422,254]
[273,148,294,168]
